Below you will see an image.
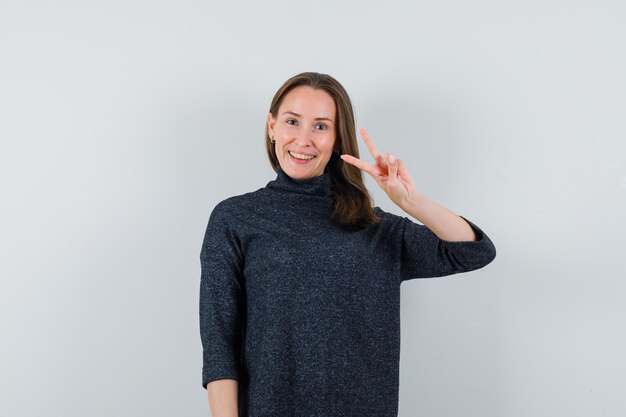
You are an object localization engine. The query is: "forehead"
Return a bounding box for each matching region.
[279,86,336,118]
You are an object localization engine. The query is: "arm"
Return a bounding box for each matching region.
[207,379,238,417]
[339,129,484,243]
[394,175,496,280]
[399,192,477,242]
[199,202,244,411]
[391,206,496,281]
[339,129,496,280]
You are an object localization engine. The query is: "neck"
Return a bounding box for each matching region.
[267,165,333,197]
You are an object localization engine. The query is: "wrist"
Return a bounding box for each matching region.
[399,192,430,219]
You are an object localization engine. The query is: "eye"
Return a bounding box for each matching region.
[286,119,297,126]
[315,123,328,130]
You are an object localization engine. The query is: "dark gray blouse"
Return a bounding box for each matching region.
[200,165,496,417]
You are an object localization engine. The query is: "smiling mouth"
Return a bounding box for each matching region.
[288,150,316,160]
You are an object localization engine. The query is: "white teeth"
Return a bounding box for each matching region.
[289,150,316,160]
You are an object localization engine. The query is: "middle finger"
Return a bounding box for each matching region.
[359,128,385,166]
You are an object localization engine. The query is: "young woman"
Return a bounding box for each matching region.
[200,72,496,417]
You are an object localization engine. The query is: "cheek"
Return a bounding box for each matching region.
[325,137,337,153]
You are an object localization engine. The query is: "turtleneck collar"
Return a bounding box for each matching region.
[266,165,333,197]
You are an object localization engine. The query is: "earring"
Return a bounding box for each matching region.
[270,137,276,144]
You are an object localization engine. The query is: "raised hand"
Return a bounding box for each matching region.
[340,128,423,209]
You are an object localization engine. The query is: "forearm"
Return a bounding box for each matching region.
[399,193,477,242]
[207,379,238,417]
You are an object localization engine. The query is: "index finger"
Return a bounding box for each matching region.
[359,128,384,165]
[340,154,378,177]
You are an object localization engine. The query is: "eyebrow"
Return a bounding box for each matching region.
[281,111,334,123]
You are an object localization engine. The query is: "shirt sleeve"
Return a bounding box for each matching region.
[199,201,245,389]
[398,214,497,281]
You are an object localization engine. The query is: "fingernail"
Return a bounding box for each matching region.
[389,154,396,164]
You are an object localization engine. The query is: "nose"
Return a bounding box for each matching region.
[294,128,314,147]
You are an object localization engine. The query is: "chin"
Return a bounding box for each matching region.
[284,165,323,180]
[290,170,318,180]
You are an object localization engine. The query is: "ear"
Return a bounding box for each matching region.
[267,113,275,137]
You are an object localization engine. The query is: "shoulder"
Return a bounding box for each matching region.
[371,206,431,238]
[210,188,265,217]
[373,206,410,225]
[367,206,417,238]
[202,192,258,243]
[206,187,273,232]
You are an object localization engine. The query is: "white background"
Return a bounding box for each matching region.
[1,1,624,416]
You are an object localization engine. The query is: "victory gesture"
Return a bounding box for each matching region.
[340,128,424,210]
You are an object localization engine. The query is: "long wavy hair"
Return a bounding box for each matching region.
[265,72,380,230]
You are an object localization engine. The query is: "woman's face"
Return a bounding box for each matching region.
[267,86,337,180]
